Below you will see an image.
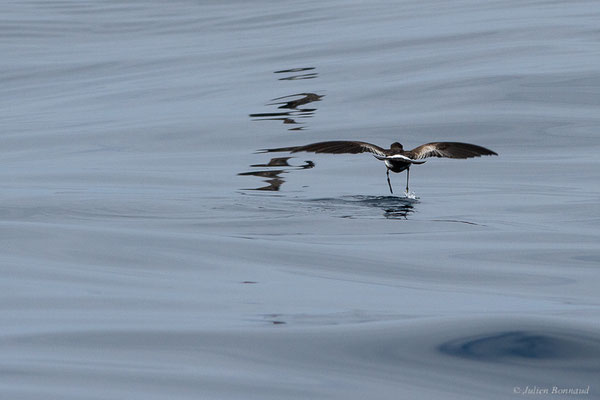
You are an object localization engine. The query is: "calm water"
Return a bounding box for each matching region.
[2,1,600,399]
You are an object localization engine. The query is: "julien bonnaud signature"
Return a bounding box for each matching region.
[513,385,590,395]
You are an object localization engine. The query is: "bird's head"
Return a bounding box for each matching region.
[390,142,404,151]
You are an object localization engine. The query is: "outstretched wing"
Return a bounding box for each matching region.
[260,141,388,157]
[407,142,497,159]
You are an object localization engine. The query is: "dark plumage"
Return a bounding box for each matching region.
[261,140,497,194]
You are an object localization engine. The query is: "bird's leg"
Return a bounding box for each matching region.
[386,168,393,194]
[405,167,410,194]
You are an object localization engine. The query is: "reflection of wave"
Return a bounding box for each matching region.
[306,195,417,219]
[239,158,314,191]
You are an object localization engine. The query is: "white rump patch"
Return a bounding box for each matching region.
[373,154,426,164]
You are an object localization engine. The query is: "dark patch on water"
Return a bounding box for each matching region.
[439,330,600,365]
[573,254,600,263]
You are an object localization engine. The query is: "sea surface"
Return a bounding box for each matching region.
[2,1,600,399]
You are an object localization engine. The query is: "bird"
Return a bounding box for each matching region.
[260,141,497,194]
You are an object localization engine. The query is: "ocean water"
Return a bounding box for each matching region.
[2,0,600,399]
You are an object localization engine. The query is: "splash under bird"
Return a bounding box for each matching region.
[261,141,497,194]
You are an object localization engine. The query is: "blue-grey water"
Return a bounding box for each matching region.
[2,1,600,399]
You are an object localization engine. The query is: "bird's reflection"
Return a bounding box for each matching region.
[305,196,417,220]
[249,93,323,131]
[383,203,415,219]
[243,67,320,190]
[238,169,285,191]
[251,157,293,167]
[239,158,314,191]
[271,93,323,110]
[274,67,318,80]
[353,196,416,220]
[249,67,322,131]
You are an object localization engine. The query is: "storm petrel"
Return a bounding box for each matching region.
[262,141,497,194]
